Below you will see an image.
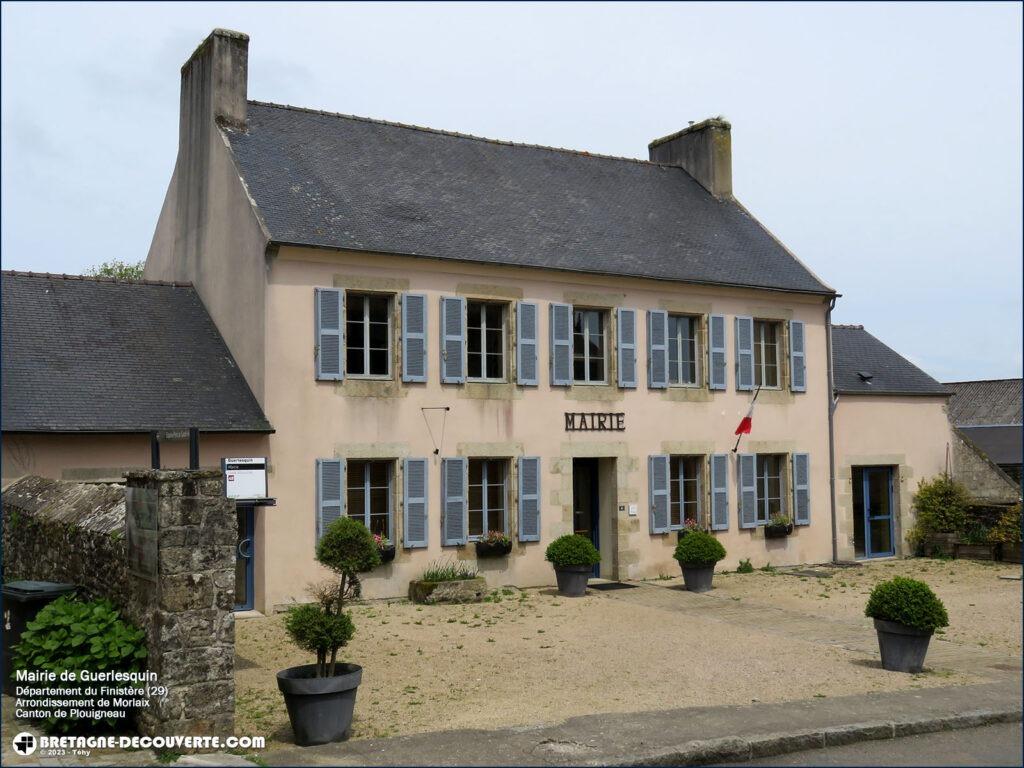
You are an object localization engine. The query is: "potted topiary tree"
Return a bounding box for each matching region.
[545,534,600,597]
[865,576,949,673]
[673,531,726,592]
[277,517,381,746]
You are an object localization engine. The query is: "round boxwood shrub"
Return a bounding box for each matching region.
[316,516,382,576]
[864,576,949,633]
[673,531,726,566]
[545,534,601,568]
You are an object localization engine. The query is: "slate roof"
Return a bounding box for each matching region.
[831,325,950,396]
[1,272,272,433]
[224,102,834,295]
[957,425,1022,466]
[944,379,1023,426]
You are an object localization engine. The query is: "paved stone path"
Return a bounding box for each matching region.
[600,580,1022,681]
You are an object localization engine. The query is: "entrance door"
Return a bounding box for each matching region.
[572,458,601,577]
[235,505,255,610]
[853,467,895,558]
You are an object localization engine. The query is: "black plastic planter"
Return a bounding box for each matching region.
[679,563,715,592]
[277,663,363,746]
[475,540,512,558]
[873,619,933,673]
[764,524,793,539]
[379,545,396,564]
[553,565,590,597]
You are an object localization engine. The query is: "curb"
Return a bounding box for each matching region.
[600,706,1024,766]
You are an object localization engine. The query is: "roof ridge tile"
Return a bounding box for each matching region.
[1,270,192,289]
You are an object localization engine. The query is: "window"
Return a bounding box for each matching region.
[753,320,780,388]
[755,454,785,523]
[346,293,391,377]
[668,315,701,386]
[468,458,507,538]
[467,301,506,381]
[347,460,392,538]
[669,456,703,529]
[573,309,607,383]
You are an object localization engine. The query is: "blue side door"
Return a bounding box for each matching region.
[863,467,895,558]
[235,505,255,611]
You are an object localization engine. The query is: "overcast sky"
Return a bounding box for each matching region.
[2,2,1021,382]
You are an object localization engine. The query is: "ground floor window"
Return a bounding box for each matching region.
[347,459,392,538]
[468,458,507,538]
[669,455,702,529]
[755,454,785,523]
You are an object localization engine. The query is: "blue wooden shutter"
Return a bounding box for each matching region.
[648,455,670,534]
[738,453,758,529]
[647,310,668,389]
[710,454,729,531]
[516,302,539,386]
[441,457,468,545]
[792,453,810,525]
[316,458,345,543]
[403,458,429,548]
[708,314,727,390]
[518,456,541,542]
[314,288,344,381]
[735,316,754,391]
[617,308,638,388]
[550,302,573,387]
[402,293,428,383]
[439,296,466,384]
[789,320,806,393]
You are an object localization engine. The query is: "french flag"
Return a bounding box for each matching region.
[735,403,754,436]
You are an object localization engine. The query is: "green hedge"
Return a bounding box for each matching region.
[864,576,949,632]
[545,534,601,568]
[673,531,726,566]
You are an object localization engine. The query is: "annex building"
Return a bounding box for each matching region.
[3,29,1001,613]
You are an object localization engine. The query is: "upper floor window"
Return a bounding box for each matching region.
[467,301,506,382]
[468,458,507,538]
[668,314,701,387]
[755,453,785,523]
[753,320,781,388]
[347,459,393,539]
[573,309,607,384]
[669,455,702,529]
[346,292,391,378]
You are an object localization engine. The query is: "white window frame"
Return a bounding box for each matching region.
[669,455,703,530]
[753,319,781,389]
[573,308,608,385]
[346,459,394,540]
[466,300,507,383]
[668,314,702,388]
[468,458,508,539]
[755,453,786,523]
[346,292,392,379]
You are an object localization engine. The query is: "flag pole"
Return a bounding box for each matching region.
[732,386,762,453]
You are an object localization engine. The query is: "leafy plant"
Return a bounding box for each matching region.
[864,576,949,633]
[478,530,512,546]
[673,530,726,566]
[767,513,793,528]
[960,522,991,545]
[285,517,381,678]
[545,534,601,568]
[420,559,479,582]
[736,558,754,574]
[681,518,704,533]
[13,597,147,733]
[86,260,145,280]
[372,533,393,549]
[911,474,970,537]
[988,504,1022,544]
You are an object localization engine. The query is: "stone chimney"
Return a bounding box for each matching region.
[648,118,732,199]
[179,28,249,149]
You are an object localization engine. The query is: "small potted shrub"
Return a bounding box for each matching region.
[545,534,600,597]
[374,533,396,564]
[764,513,794,539]
[673,531,726,592]
[475,530,513,558]
[865,576,948,673]
[277,517,381,746]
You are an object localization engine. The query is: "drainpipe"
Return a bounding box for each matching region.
[825,297,838,563]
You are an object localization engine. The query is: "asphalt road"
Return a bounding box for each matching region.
[716,722,1023,766]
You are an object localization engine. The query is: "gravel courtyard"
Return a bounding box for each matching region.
[233,558,1009,745]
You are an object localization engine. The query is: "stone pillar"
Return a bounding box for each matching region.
[124,469,236,737]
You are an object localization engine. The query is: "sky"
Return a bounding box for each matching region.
[2,2,1021,382]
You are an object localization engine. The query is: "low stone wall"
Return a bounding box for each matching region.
[2,476,128,605]
[1,471,236,738]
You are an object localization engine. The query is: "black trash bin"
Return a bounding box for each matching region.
[2,580,77,694]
